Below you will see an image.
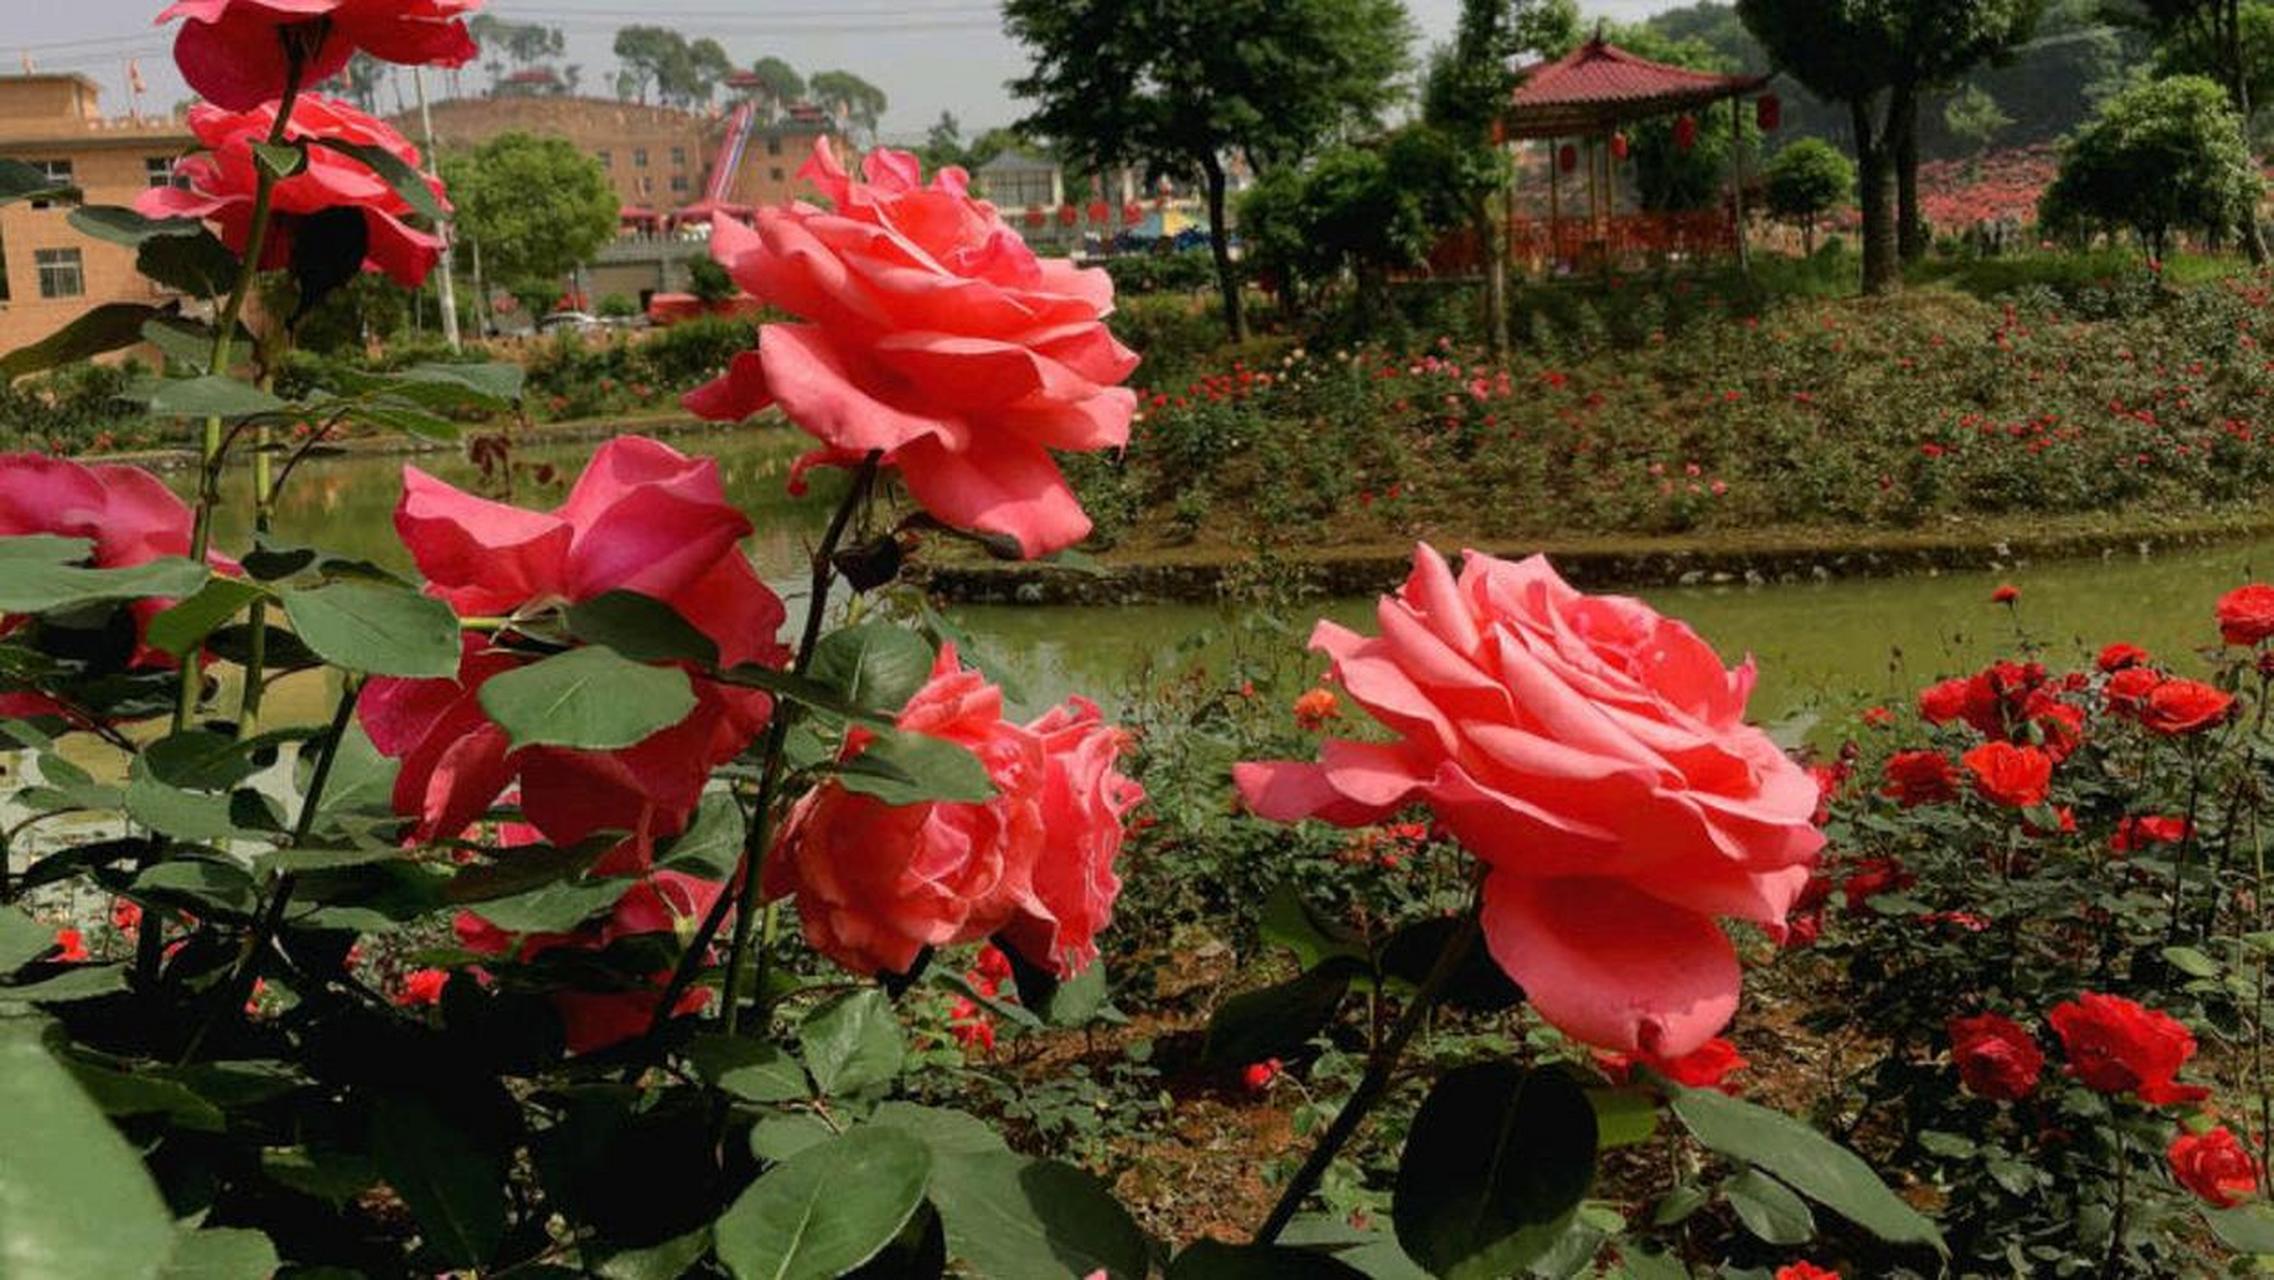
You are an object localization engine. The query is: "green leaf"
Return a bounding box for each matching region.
[0,303,162,379]
[142,375,287,420]
[311,137,445,222]
[251,141,305,180]
[798,989,906,1097]
[1393,1063,1596,1280]
[0,537,209,613]
[0,907,53,974]
[566,590,719,666]
[146,579,269,658]
[157,1228,279,1280]
[1726,1168,1816,1246]
[143,730,263,790]
[750,1116,835,1164]
[68,1060,226,1131]
[123,767,243,843]
[259,1146,379,1207]
[868,1102,1012,1159]
[2163,945,2220,979]
[834,729,995,806]
[657,791,744,877]
[1377,916,1521,1012]
[2205,1204,2274,1255]
[66,205,204,246]
[591,1228,713,1280]
[927,1151,1152,1280]
[1671,1086,1944,1253]
[1204,962,1356,1066]
[367,1093,507,1269]
[478,646,695,750]
[809,624,934,712]
[0,156,79,205]
[714,1127,932,1280]
[386,361,525,408]
[281,582,462,678]
[1168,1240,1369,1278]
[132,860,259,917]
[140,315,242,373]
[686,1035,809,1103]
[457,877,629,935]
[0,1019,176,1280]
[0,964,128,1005]
[1587,1087,1661,1151]
[137,231,240,300]
[1259,881,1367,971]
[339,400,460,442]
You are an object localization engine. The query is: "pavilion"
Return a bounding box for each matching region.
[1499,35,1773,274]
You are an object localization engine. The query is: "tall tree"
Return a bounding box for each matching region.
[613,26,685,105]
[1004,0,1413,341]
[922,112,968,172]
[440,133,620,296]
[809,70,888,141]
[684,38,735,106]
[1737,0,2042,291]
[2115,0,2274,258]
[748,56,806,106]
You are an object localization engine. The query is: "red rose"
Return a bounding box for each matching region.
[53,929,87,963]
[395,968,448,1007]
[1241,1059,1283,1093]
[2137,678,2234,736]
[685,141,1139,558]
[2021,692,2086,762]
[1947,1012,2044,1101]
[1840,857,1915,911]
[1880,750,1957,807]
[1916,676,1980,729]
[2105,666,2164,716]
[1775,1264,1839,1280]
[160,0,478,112]
[2112,814,2190,853]
[360,438,784,854]
[1600,1036,1748,1093]
[2046,992,2209,1105]
[1236,549,1822,1058]
[768,648,1138,979]
[2169,1125,2261,1208]
[457,864,721,1053]
[139,97,448,289]
[1962,741,2053,809]
[2097,643,2151,672]
[2218,583,2274,647]
[1991,583,2020,604]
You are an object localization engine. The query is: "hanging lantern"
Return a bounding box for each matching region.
[1557,143,1578,174]
[1056,203,1079,227]
[1756,93,1782,132]
[1609,132,1630,161]
[1023,206,1045,229]
[1491,119,1507,146]
[1673,114,1698,151]
[1086,199,1110,224]
[1122,200,1143,225]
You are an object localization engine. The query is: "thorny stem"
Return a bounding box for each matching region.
[1254,906,1482,1245]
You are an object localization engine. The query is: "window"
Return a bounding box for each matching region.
[766,136,782,157]
[671,146,686,167]
[769,167,785,182]
[30,159,72,209]
[634,148,649,168]
[145,156,184,189]
[670,174,689,193]
[597,148,612,169]
[35,248,84,299]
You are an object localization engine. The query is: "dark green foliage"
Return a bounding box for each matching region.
[2039,75,2265,256]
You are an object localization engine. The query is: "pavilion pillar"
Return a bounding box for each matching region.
[1731,96,1751,276]
[1547,139,1561,274]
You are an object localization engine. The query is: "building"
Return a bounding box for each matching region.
[0,75,195,357]
[397,94,836,220]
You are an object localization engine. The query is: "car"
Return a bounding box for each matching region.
[537,310,604,334]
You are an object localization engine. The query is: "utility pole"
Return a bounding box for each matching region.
[413,65,463,352]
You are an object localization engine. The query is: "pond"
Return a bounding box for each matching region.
[185,426,2274,729]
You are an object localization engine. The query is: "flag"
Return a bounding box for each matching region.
[128,60,146,95]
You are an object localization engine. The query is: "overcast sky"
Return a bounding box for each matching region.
[21,0,1680,139]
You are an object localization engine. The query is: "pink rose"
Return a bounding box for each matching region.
[360,437,784,854]
[0,453,214,721]
[766,648,1140,979]
[684,140,1139,558]
[1235,548,1822,1057]
[139,97,449,289]
[160,0,479,112]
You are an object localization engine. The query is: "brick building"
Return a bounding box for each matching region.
[0,75,195,357]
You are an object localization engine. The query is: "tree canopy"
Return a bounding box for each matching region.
[2040,73,2265,256]
[809,70,888,138]
[747,55,805,104]
[1762,136,1856,249]
[439,133,618,294]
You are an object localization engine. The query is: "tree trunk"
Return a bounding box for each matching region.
[1854,97,1899,295]
[1476,200,1507,358]
[1896,89,1927,264]
[1201,153,1246,343]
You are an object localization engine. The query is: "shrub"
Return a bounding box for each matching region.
[2040,75,2264,257]
[1764,137,1857,253]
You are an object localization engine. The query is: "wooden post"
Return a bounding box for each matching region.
[1547,139,1561,274]
[1731,96,1751,276]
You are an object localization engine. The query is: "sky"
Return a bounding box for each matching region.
[21,0,1680,140]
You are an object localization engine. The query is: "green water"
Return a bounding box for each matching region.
[190,427,2274,725]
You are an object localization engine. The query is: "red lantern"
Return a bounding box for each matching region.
[1122,201,1143,225]
[1056,204,1079,226]
[1673,114,1698,151]
[1609,132,1629,161]
[1557,143,1578,174]
[1023,206,1045,229]
[1756,93,1782,132]
[1086,199,1110,224]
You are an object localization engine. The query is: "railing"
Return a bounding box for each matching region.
[1423,210,1739,276]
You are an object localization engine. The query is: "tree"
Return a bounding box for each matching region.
[1736,0,2044,292]
[922,111,968,173]
[685,38,735,106]
[809,70,888,141]
[748,56,806,105]
[612,26,682,104]
[2039,74,2264,258]
[1005,0,1413,341]
[1942,83,2013,159]
[333,51,385,111]
[440,133,619,300]
[1763,137,1856,252]
[687,256,738,304]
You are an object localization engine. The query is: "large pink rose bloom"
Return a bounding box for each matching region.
[684,140,1139,559]
[360,437,786,858]
[1234,548,1823,1058]
[160,0,478,112]
[0,454,206,720]
[140,97,448,289]
[766,648,1141,978]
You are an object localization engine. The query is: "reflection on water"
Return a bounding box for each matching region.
[179,430,2274,727]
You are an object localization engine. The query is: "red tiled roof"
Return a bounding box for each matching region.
[1505,37,1767,137]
